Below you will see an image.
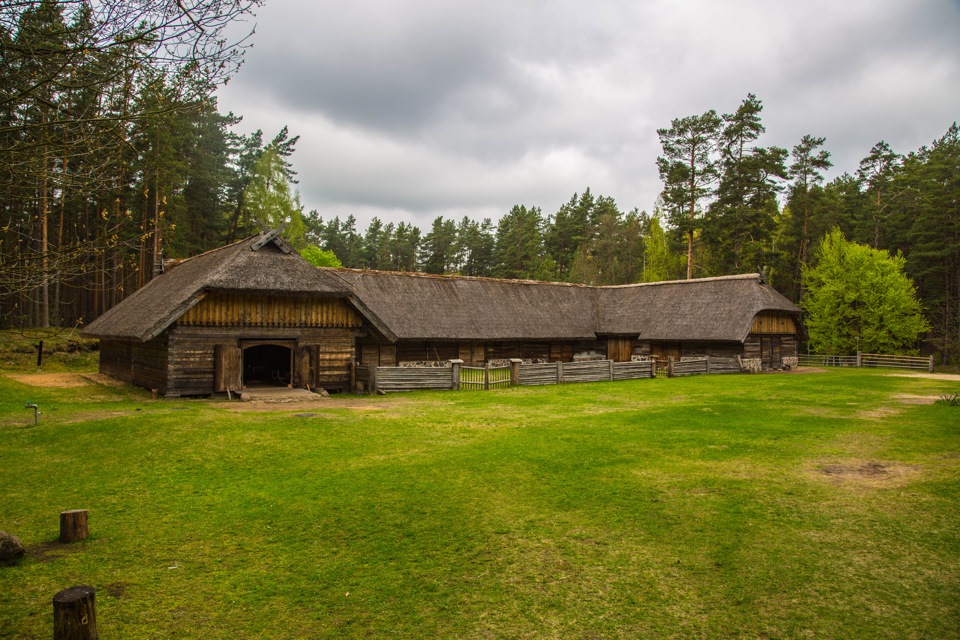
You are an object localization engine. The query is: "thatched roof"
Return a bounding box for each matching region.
[595,274,802,342]
[328,270,800,343]
[82,233,352,342]
[82,231,801,345]
[330,270,598,341]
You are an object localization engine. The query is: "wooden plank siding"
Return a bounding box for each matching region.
[359,339,609,366]
[178,293,362,329]
[100,336,169,394]
[635,341,743,360]
[750,312,798,335]
[607,337,635,362]
[163,325,357,396]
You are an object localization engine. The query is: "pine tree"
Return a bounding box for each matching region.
[657,110,722,279]
[704,94,787,274]
[788,134,832,291]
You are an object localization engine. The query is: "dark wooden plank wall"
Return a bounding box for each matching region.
[100,336,169,394]
[359,339,609,365]
[633,340,743,360]
[166,325,356,396]
[744,335,797,364]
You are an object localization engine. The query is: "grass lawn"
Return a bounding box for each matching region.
[0,367,958,638]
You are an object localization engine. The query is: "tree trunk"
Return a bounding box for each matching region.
[41,140,50,328]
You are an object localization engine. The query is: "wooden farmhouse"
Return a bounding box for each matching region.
[82,231,805,396]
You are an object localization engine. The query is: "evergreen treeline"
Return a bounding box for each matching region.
[0,5,956,361]
[305,192,670,286]
[1,0,268,328]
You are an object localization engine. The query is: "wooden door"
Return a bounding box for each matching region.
[295,345,316,389]
[652,342,680,361]
[761,337,782,369]
[607,337,634,362]
[214,344,242,392]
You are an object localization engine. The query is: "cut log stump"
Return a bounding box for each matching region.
[59,510,89,543]
[53,586,98,640]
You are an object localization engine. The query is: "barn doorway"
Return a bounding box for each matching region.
[242,343,293,387]
[761,336,782,370]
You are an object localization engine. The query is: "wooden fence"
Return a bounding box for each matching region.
[798,352,933,372]
[460,364,511,390]
[356,355,751,393]
[860,353,934,371]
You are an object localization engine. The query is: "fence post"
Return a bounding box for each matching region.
[650,358,657,378]
[929,355,935,373]
[705,355,711,375]
[557,361,563,384]
[510,359,522,386]
[369,365,378,395]
[449,359,463,391]
[668,356,675,378]
[484,361,490,390]
[856,351,862,368]
[608,359,614,381]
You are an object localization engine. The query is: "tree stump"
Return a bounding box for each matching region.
[53,586,98,640]
[59,510,89,543]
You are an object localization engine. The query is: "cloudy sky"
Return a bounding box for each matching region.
[216,0,960,230]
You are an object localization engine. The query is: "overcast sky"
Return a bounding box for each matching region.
[216,0,960,231]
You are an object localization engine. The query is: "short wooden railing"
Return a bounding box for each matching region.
[798,352,933,372]
[356,355,745,394]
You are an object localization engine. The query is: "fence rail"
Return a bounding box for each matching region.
[860,353,933,370]
[798,352,933,372]
[358,354,751,394]
[797,354,859,368]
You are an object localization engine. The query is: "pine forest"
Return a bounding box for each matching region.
[1,3,958,363]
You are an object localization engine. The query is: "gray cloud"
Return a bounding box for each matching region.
[218,0,960,229]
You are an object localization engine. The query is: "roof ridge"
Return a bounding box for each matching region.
[600,273,760,289]
[168,234,254,265]
[325,267,593,288]
[328,267,760,290]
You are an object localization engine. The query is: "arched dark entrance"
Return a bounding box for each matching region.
[243,343,292,387]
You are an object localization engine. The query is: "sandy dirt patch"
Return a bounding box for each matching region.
[221,398,393,412]
[893,394,942,405]
[4,372,115,388]
[887,372,960,382]
[6,372,86,387]
[787,366,827,374]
